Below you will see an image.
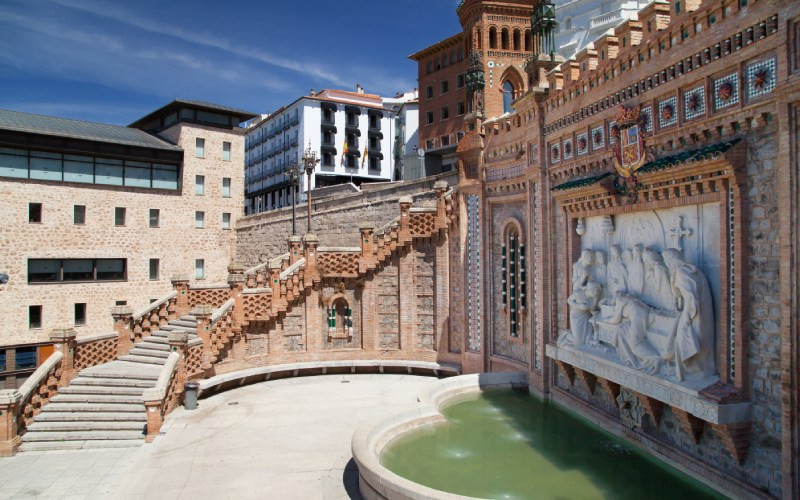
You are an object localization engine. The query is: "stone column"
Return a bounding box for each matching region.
[171,275,190,317]
[192,305,214,376]
[289,235,303,265]
[0,391,22,456]
[359,223,376,273]
[112,306,134,358]
[49,328,77,387]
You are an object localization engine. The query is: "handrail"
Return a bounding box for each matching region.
[318,247,361,253]
[142,352,179,402]
[17,351,63,401]
[75,332,117,346]
[244,262,269,276]
[243,287,272,294]
[269,252,291,269]
[133,291,178,321]
[279,258,305,280]
[375,216,400,236]
[211,298,235,325]
[189,284,229,290]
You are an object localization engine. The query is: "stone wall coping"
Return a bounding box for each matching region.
[279,258,305,280]
[409,207,437,213]
[317,247,361,253]
[75,332,118,346]
[352,372,527,500]
[268,252,291,269]
[17,351,64,403]
[189,284,229,290]
[545,344,751,425]
[188,338,203,348]
[133,291,178,321]
[142,352,179,402]
[210,298,235,325]
[244,262,269,275]
[242,287,272,295]
[196,360,462,398]
[375,216,400,236]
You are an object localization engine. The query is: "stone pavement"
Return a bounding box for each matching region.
[0,374,433,499]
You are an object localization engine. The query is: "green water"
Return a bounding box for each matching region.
[381,390,726,500]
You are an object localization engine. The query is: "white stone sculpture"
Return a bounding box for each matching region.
[559,282,602,347]
[571,250,593,293]
[593,292,663,374]
[642,249,673,311]
[607,245,628,296]
[592,250,607,293]
[627,244,645,296]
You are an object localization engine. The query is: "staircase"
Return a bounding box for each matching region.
[19,315,199,451]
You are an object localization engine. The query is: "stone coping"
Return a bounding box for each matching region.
[0,351,64,405]
[142,352,179,402]
[75,332,118,345]
[188,283,229,290]
[351,371,527,500]
[196,360,462,399]
[188,338,203,348]
[409,207,437,213]
[545,344,751,425]
[318,247,361,253]
[242,287,272,295]
[210,298,235,324]
[133,291,177,321]
[279,258,305,280]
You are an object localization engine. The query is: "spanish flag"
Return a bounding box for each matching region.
[341,141,349,167]
[361,146,368,167]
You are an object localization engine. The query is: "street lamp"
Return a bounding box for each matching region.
[301,143,320,233]
[287,162,302,235]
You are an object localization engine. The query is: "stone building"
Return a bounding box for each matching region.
[0,100,255,384]
[555,0,650,59]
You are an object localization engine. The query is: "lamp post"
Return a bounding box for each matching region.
[301,143,320,233]
[287,162,302,235]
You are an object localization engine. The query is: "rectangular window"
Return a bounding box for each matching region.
[64,155,93,183]
[95,159,124,186]
[457,74,465,88]
[149,209,160,228]
[195,211,205,228]
[30,151,61,181]
[222,141,231,161]
[96,259,126,281]
[222,178,231,197]
[149,259,159,280]
[28,259,60,282]
[29,306,42,329]
[74,303,86,326]
[195,175,205,195]
[114,207,126,226]
[441,135,451,147]
[457,102,466,116]
[16,346,37,369]
[29,202,42,223]
[222,212,231,229]
[426,111,434,125]
[425,86,433,99]
[196,138,205,158]
[441,80,449,94]
[28,259,127,283]
[74,205,85,225]
[441,107,450,120]
[195,259,205,279]
[63,259,93,281]
[0,147,29,178]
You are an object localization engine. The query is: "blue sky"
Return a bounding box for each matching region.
[0,0,463,125]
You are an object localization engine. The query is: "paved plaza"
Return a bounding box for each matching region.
[0,374,433,499]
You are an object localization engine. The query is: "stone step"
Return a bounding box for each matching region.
[169,320,197,328]
[79,362,161,380]
[34,412,147,422]
[21,430,145,442]
[158,325,195,334]
[19,439,144,452]
[58,385,145,396]
[27,421,146,432]
[51,394,143,404]
[180,315,199,322]
[142,335,169,344]
[129,347,170,359]
[70,377,155,388]
[118,354,168,365]
[43,402,144,413]
[135,342,171,352]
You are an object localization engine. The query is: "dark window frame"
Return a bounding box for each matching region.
[27,258,128,284]
[29,202,42,223]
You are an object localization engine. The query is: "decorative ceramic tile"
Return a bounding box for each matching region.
[684,85,706,121]
[550,143,561,164]
[591,126,605,151]
[746,56,777,101]
[713,73,739,110]
[658,96,678,128]
[562,138,573,160]
[576,133,589,156]
[530,144,539,164]
[466,194,481,352]
[641,106,653,133]
[608,120,618,145]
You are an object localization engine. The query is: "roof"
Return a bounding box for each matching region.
[129,99,258,128]
[0,108,183,152]
[408,33,464,61]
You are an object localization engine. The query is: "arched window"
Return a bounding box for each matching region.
[513,29,521,51]
[489,27,497,49]
[327,297,353,339]
[476,28,482,49]
[501,222,526,338]
[524,30,532,51]
[502,80,515,114]
[501,28,510,50]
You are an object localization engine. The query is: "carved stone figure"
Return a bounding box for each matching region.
[571,250,594,293]
[661,249,717,381]
[642,249,673,311]
[592,250,607,293]
[606,245,628,296]
[559,282,602,347]
[593,292,663,374]
[627,244,645,295]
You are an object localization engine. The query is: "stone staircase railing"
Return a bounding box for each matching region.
[142,352,179,442]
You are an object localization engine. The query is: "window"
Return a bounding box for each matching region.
[675,1,681,13]
[426,61,433,74]
[29,203,41,223]
[114,207,126,226]
[323,153,334,167]
[149,259,159,280]
[222,177,231,197]
[426,139,434,150]
[502,81,515,114]
[195,175,205,195]
[149,209,160,228]
[426,111,434,125]
[441,80,449,94]
[73,205,85,225]
[501,224,526,338]
[74,303,86,326]
[425,86,433,99]
[222,141,231,161]
[489,27,497,49]
[64,260,93,281]
[16,347,37,369]
[222,212,231,229]
[196,138,205,158]
[29,306,42,329]
[27,259,125,283]
[441,135,451,147]
[195,211,205,229]
[441,107,449,120]
[457,74,465,88]
[195,259,205,279]
[369,157,380,170]
[513,29,521,51]
[501,28,510,50]
[457,102,466,115]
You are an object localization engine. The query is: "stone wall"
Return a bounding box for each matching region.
[234,173,455,268]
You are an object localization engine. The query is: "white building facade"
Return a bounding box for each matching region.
[244,88,396,215]
[382,90,419,181]
[555,0,650,60]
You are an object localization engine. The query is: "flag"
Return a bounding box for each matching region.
[341,141,348,167]
[361,146,368,168]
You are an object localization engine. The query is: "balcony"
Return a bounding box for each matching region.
[590,9,625,30]
[289,115,299,127]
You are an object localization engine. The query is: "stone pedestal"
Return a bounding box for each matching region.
[112,306,134,357]
[49,328,77,387]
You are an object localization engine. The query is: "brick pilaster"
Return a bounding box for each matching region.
[171,275,190,316]
[112,306,134,358]
[49,328,77,387]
